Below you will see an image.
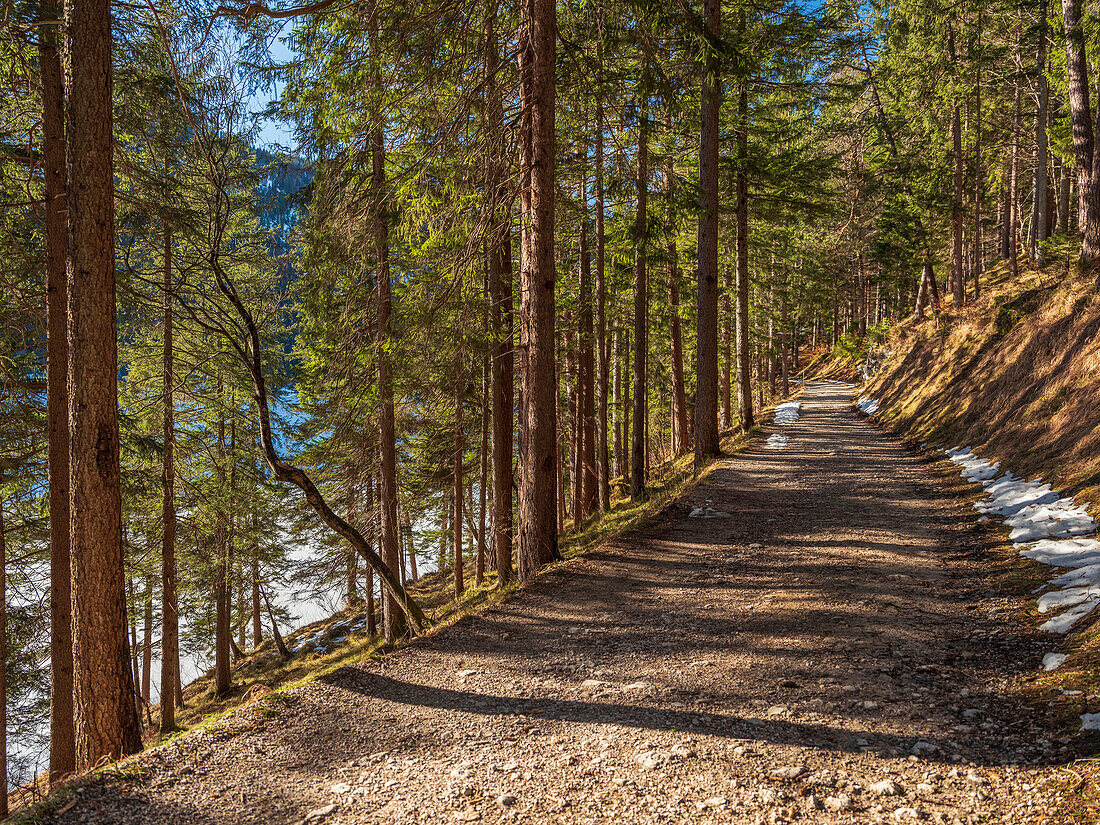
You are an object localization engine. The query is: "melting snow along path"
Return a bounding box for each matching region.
[48,382,1070,825]
[857,393,1100,641]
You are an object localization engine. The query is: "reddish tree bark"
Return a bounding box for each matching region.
[517,0,560,580]
[64,0,143,765]
[42,0,74,780]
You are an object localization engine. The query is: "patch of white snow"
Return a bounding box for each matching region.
[1081,713,1100,731]
[766,434,789,450]
[689,507,732,518]
[1042,653,1068,671]
[944,446,1100,634]
[856,396,880,415]
[774,401,801,426]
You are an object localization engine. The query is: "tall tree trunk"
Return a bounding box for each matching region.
[406,510,419,581]
[485,12,514,585]
[720,266,732,429]
[346,548,358,605]
[631,86,648,501]
[1031,0,1049,266]
[1057,153,1070,231]
[489,223,513,586]
[214,404,231,696]
[65,0,142,764]
[622,327,631,488]
[366,480,377,637]
[578,182,597,518]
[141,575,152,704]
[734,82,754,431]
[0,498,8,817]
[517,0,560,580]
[594,83,610,511]
[371,24,405,641]
[694,0,721,465]
[251,556,262,646]
[568,341,579,522]
[667,171,688,457]
[972,9,983,299]
[454,360,464,598]
[43,0,74,780]
[477,349,488,587]
[1009,58,1022,279]
[1061,0,1100,259]
[948,19,965,306]
[612,327,622,479]
[160,229,179,730]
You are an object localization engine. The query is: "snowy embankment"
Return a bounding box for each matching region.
[943,446,1100,638]
[766,400,801,450]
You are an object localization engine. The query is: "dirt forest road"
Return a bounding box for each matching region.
[49,381,1073,825]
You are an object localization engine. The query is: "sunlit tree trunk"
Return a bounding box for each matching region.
[65,0,142,764]
[1061,0,1100,259]
[667,170,688,457]
[1029,0,1049,266]
[972,9,983,299]
[517,0,560,580]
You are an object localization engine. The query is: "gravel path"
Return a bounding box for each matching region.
[49,381,1072,824]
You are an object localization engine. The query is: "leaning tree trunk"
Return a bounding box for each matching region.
[42,0,74,781]
[517,0,560,581]
[694,0,721,466]
[64,0,143,766]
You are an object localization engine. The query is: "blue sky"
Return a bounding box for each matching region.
[252,28,296,151]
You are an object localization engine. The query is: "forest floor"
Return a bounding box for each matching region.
[38,381,1092,825]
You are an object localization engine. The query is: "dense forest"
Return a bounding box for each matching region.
[0,0,1095,808]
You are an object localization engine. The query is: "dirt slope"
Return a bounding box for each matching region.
[42,382,1078,825]
[865,266,1100,504]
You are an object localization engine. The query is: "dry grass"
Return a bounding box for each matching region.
[867,255,1100,506]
